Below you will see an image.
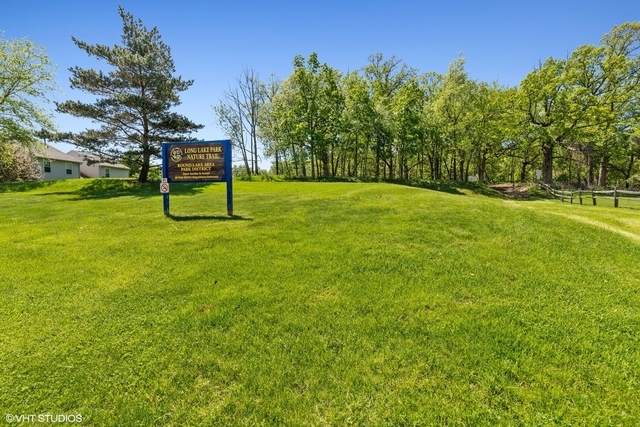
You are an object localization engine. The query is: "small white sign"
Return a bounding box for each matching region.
[535,170,542,180]
[467,175,478,182]
[160,180,170,193]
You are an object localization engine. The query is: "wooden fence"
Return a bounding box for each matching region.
[539,183,640,208]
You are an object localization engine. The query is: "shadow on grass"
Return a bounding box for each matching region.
[388,179,505,198]
[29,179,218,200]
[0,181,57,193]
[73,180,216,200]
[281,175,507,197]
[391,179,558,201]
[167,214,252,222]
[279,176,513,198]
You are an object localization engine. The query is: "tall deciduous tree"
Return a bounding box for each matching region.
[258,76,284,174]
[391,77,424,179]
[364,53,415,178]
[466,83,515,183]
[56,7,202,182]
[576,22,640,186]
[214,67,265,176]
[266,53,344,178]
[431,57,474,181]
[342,71,375,177]
[518,58,585,184]
[0,33,57,148]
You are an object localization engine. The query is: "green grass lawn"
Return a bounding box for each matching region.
[1,179,639,426]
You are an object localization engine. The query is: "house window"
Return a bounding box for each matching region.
[105,168,110,178]
[66,163,73,175]
[44,160,51,173]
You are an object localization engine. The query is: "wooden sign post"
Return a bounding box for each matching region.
[161,140,233,216]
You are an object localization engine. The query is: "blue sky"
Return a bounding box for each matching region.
[2,0,638,159]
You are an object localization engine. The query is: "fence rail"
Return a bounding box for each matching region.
[539,183,640,208]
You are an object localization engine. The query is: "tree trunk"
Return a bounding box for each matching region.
[323,149,330,177]
[624,154,635,189]
[375,142,380,178]
[297,143,305,177]
[459,152,466,182]
[444,157,452,181]
[478,152,487,183]
[431,154,436,180]
[252,129,259,174]
[353,135,359,178]
[519,159,529,182]
[310,142,315,179]
[586,150,594,187]
[138,150,151,182]
[452,153,457,181]
[567,150,572,185]
[597,155,610,187]
[465,157,470,182]
[241,143,251,176]
[542,144,553,184]
[575,151,582,187]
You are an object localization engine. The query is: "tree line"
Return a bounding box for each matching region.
[218,23,640,187]
[1,8,638,186]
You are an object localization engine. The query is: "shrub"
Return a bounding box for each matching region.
[0,143,42,182]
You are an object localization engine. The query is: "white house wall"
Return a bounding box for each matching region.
[99,166,130,178]
[39,159,81,181]
[67,151,130,178]
[80,162,100,178]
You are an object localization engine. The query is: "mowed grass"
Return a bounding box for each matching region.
[1,179,639,426]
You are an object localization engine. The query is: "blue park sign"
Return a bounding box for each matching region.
[161,140,233,216]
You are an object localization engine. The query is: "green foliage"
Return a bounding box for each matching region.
[56,7,203,182]
[253,23,640,187]
[266,53,346,179]
[1,180,640,424]
[0,32,55,182]
[514,22,640,186]
[0,33,57,147]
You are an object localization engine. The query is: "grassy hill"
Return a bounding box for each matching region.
[1,179,639,426]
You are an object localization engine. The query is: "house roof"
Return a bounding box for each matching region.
[67,150,130,170]
[35,145,82,163]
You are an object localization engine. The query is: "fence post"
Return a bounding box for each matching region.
[561,189,564,203]
[592,190,596,206]
[570,190,573,204]
[614,187,618,208]
[579,190,583,205]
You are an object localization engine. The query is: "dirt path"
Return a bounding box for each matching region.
[490,184,533,199]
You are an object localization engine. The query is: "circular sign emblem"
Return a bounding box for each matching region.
[170,147,183,162]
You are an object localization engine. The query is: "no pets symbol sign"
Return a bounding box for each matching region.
[160,179,170,194]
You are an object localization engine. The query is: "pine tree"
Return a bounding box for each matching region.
[57,7,203,182]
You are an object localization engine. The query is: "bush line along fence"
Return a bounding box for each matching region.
[539,183,640,208]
